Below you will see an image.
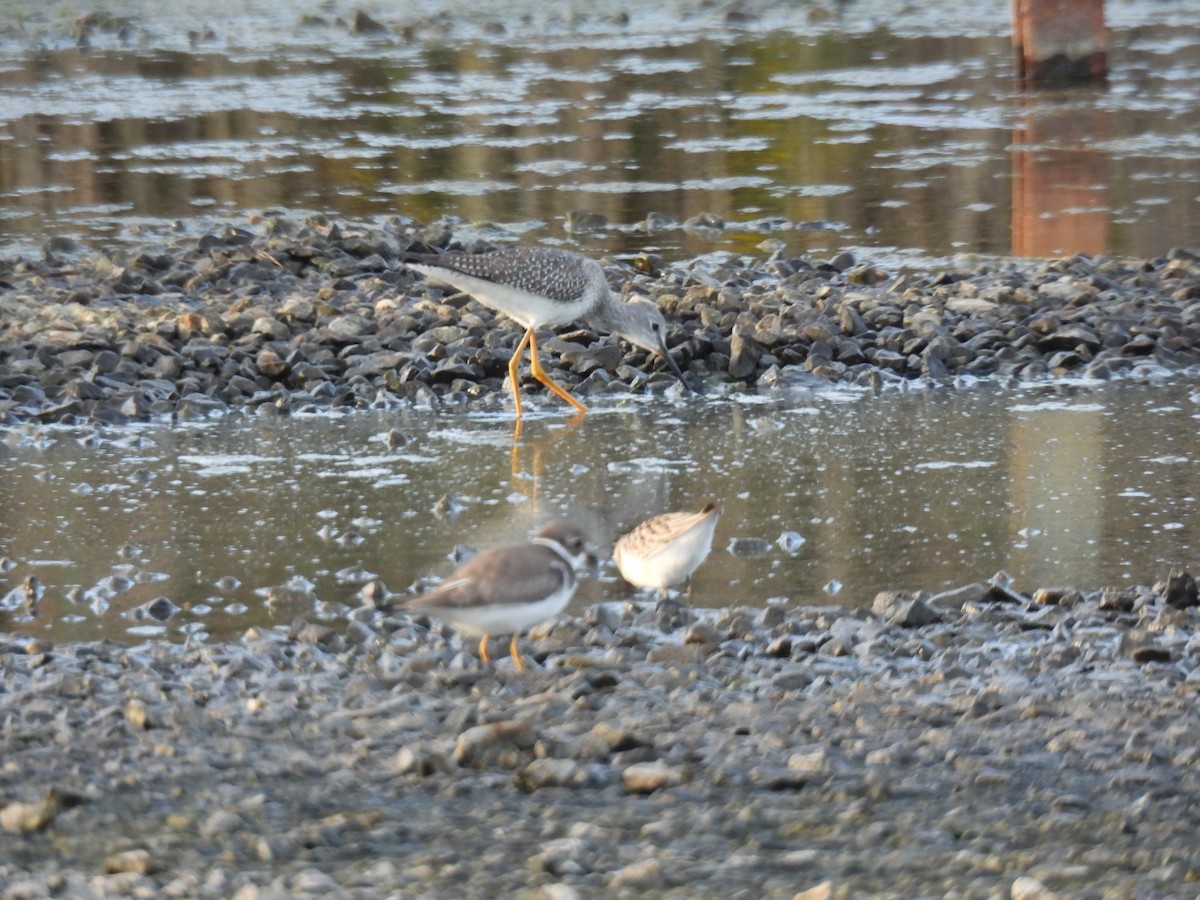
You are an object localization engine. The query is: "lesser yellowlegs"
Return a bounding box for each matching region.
[614,501,721,598]
[387,519,591,671]
[404,246,688,417]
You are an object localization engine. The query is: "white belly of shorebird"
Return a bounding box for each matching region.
[616,518,718,589]
[432,582,577,637]
[406,265,596,329]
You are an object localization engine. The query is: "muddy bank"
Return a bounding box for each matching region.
[3,576,1200,897]
[3,218,1200,426]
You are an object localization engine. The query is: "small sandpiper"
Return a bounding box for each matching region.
[386,519,592,670]
[404,245,688,417]
[613,501,721,598]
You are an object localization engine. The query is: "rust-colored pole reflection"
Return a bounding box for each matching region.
[1011,101,1111,258]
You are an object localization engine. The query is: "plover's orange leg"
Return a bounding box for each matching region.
[509,634,526,672]
[478,634,491,664]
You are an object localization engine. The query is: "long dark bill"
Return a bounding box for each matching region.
[657,336,693,393]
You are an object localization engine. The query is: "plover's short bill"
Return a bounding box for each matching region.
[404,245,688,417]
[613,501,721,597]
[387,519,591,670]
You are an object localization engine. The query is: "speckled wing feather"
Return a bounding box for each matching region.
[619,503,719,560]
[403,247,597,303]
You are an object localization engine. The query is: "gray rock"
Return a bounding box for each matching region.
[515,758,588,791]
[771,669,814,691]
[103,849,155,875]
[142,596,179,621]
[645,643,706,665]
[530,837,594,877]
[1032,587,1083,608]
[1011,877,1060,900]
[0,795,59,834]
[728,327,763,380]
[350,10,389,34]
[125,697,149,729]
[621,761,684,794]
[325,314,375,341]
[872,591,941,627]
[1165,568,1198,608]
[251,316,290,341]
[200,809,243,841]
[565,210,610,235]
[1099,588,1136,612]
[726,537,772,558]
[280,297,315,321]
[607,857,665,889]
[929,582,988,611]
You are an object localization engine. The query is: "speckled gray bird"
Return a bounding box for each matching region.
[404,245,688,417]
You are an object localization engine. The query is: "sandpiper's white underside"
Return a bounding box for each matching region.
[615,507,720,590]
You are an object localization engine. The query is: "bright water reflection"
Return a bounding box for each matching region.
[4,2,1200,263]
[2,377,1199,643]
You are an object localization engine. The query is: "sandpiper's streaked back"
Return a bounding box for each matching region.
[386,519,591,671]
[614,501,721,597]
[404,245,688,417]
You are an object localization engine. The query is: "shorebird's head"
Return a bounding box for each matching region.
[534,519,597,571]
[607,296,690,390]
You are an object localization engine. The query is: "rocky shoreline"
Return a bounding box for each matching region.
[3,217,1200,426]
[3,573,1200,898]
[5,220,1200,898]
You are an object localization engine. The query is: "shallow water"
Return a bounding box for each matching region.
[4,1,1200,265]
[2,376,1199,644]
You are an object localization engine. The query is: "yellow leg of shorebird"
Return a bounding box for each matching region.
[509,634,525,672]
[507,329,533,419]
[478,634,491,665]
[528,331,587,414]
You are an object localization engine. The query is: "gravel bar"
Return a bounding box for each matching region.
[3,217,1200,425]
[3,575,1200,897]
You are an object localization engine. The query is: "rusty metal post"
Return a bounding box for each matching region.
[1013,0,1108,87]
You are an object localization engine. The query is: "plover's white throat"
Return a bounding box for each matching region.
[387,519,591,670]
[614,501,721,597]
[404,246,688,417]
